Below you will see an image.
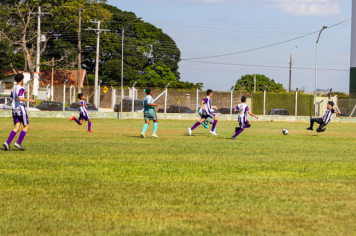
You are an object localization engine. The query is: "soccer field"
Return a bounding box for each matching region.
[1,118,355,235]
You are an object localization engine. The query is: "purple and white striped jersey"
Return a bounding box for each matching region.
[79,100,88,115]
[10,85,26,116]
[236,103,249,123]
[203,97,214,116]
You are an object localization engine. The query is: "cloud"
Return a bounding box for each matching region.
[164,0,344,16]
[276,1,341,16]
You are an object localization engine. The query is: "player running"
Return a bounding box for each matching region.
[198,106,217,131]
[231,96,258,139]
[307,98,340,132]
[141,89,159,138]
[188,89,218,136]
[3,74,35,151]
[69,93,92,132]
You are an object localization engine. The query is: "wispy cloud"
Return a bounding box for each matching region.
[165,0,345,16]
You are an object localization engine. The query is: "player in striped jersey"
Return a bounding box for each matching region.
[141,89,159,138]
[188,89,218,136]
[307,99,340,132]
[69,93,92,132]
[231,96,258,139]
[3,74,35,151]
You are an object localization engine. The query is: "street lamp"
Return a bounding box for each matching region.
[241,67,256,93]
[121,17,143,119]
[314,26,327,117]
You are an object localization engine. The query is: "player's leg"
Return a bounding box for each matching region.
[152,120,158,138]
[316,122,327,132]
[14,111,30,151]
[231,121,244,139]
[189,118,205,136]
[88,118,92,133]
[210,115,218,135]
[3,121,21,151]
[141,117,150,138]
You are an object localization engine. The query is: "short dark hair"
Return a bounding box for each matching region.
[15,74,24,83]
[145,89,151,95]
[241,96,246,103]
[328,101,334,107]
[77,93,84,100]
[206,89,213,96]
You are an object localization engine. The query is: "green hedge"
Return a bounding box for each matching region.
[252,93,314,116]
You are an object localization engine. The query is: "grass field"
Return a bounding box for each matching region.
[1,117,356,235]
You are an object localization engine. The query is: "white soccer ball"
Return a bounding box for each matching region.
[282,129,289,135]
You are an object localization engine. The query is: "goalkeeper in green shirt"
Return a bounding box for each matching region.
[141,89,159,138]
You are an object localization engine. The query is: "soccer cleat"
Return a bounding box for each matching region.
[231,136,236,140]
[319,128,326,133]
[307,127,313,131]
[3,142,10,151]
[69,116,76,121]
[87,130,92,133]
[152,134,159,138]
[210,130,218,136]
[202,123,209,129]
[188,128,192,136]
[14,143,25,151]
[140,133,146,138]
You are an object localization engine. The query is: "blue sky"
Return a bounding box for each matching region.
[109,0,352,92]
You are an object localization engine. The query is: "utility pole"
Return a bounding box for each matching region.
[289,46,298,93]
[289,53,292,93]
[30,7,50,99]
[87,20,110,107]
[77,9,85,94]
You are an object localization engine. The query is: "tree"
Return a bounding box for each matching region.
[0,0,111,81]
[235,74,286,93]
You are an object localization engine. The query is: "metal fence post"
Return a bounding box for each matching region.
[98,80,102,111]
[164,83,170,114]
[263,86,267,116]
[132,81,137,113]
[111,86,116,110]
[63,80,68,112]
[295,87,299,118]
[230,85,235,115]
[196,85,200,113]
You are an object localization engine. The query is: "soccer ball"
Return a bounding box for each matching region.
[282,129,289,135]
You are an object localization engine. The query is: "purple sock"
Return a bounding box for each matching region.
[211,120,218,132]
[6,131,17,145]
[191,122,201,131]
[75,118,81,125]
[88,122,91,131]
[233,129,244,137]
[17,131,27,145]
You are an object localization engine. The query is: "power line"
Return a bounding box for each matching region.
[181,19,351,61]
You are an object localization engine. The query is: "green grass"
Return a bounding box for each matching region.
[0,118,356,235]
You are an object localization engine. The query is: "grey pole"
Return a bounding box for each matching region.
[120,17,142,119]
[98,80,102,110]
[315,26,328,117]
[77,9,85,94]
[27,81,30,109]
[111,86,116,110]
[230,85,235,115]
[164,83,170,114]
[263,86,267,116]
[196,85,200,113]
[254,75,256,93]
[94,21,101,108]
[121,29,124,119]
[132,81,137,113]
[63,80,68,112]
[295,87,299,118]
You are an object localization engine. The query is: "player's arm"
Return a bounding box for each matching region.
[147,103,158,106]
[18,90,34,102]
[248,110,258,119]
